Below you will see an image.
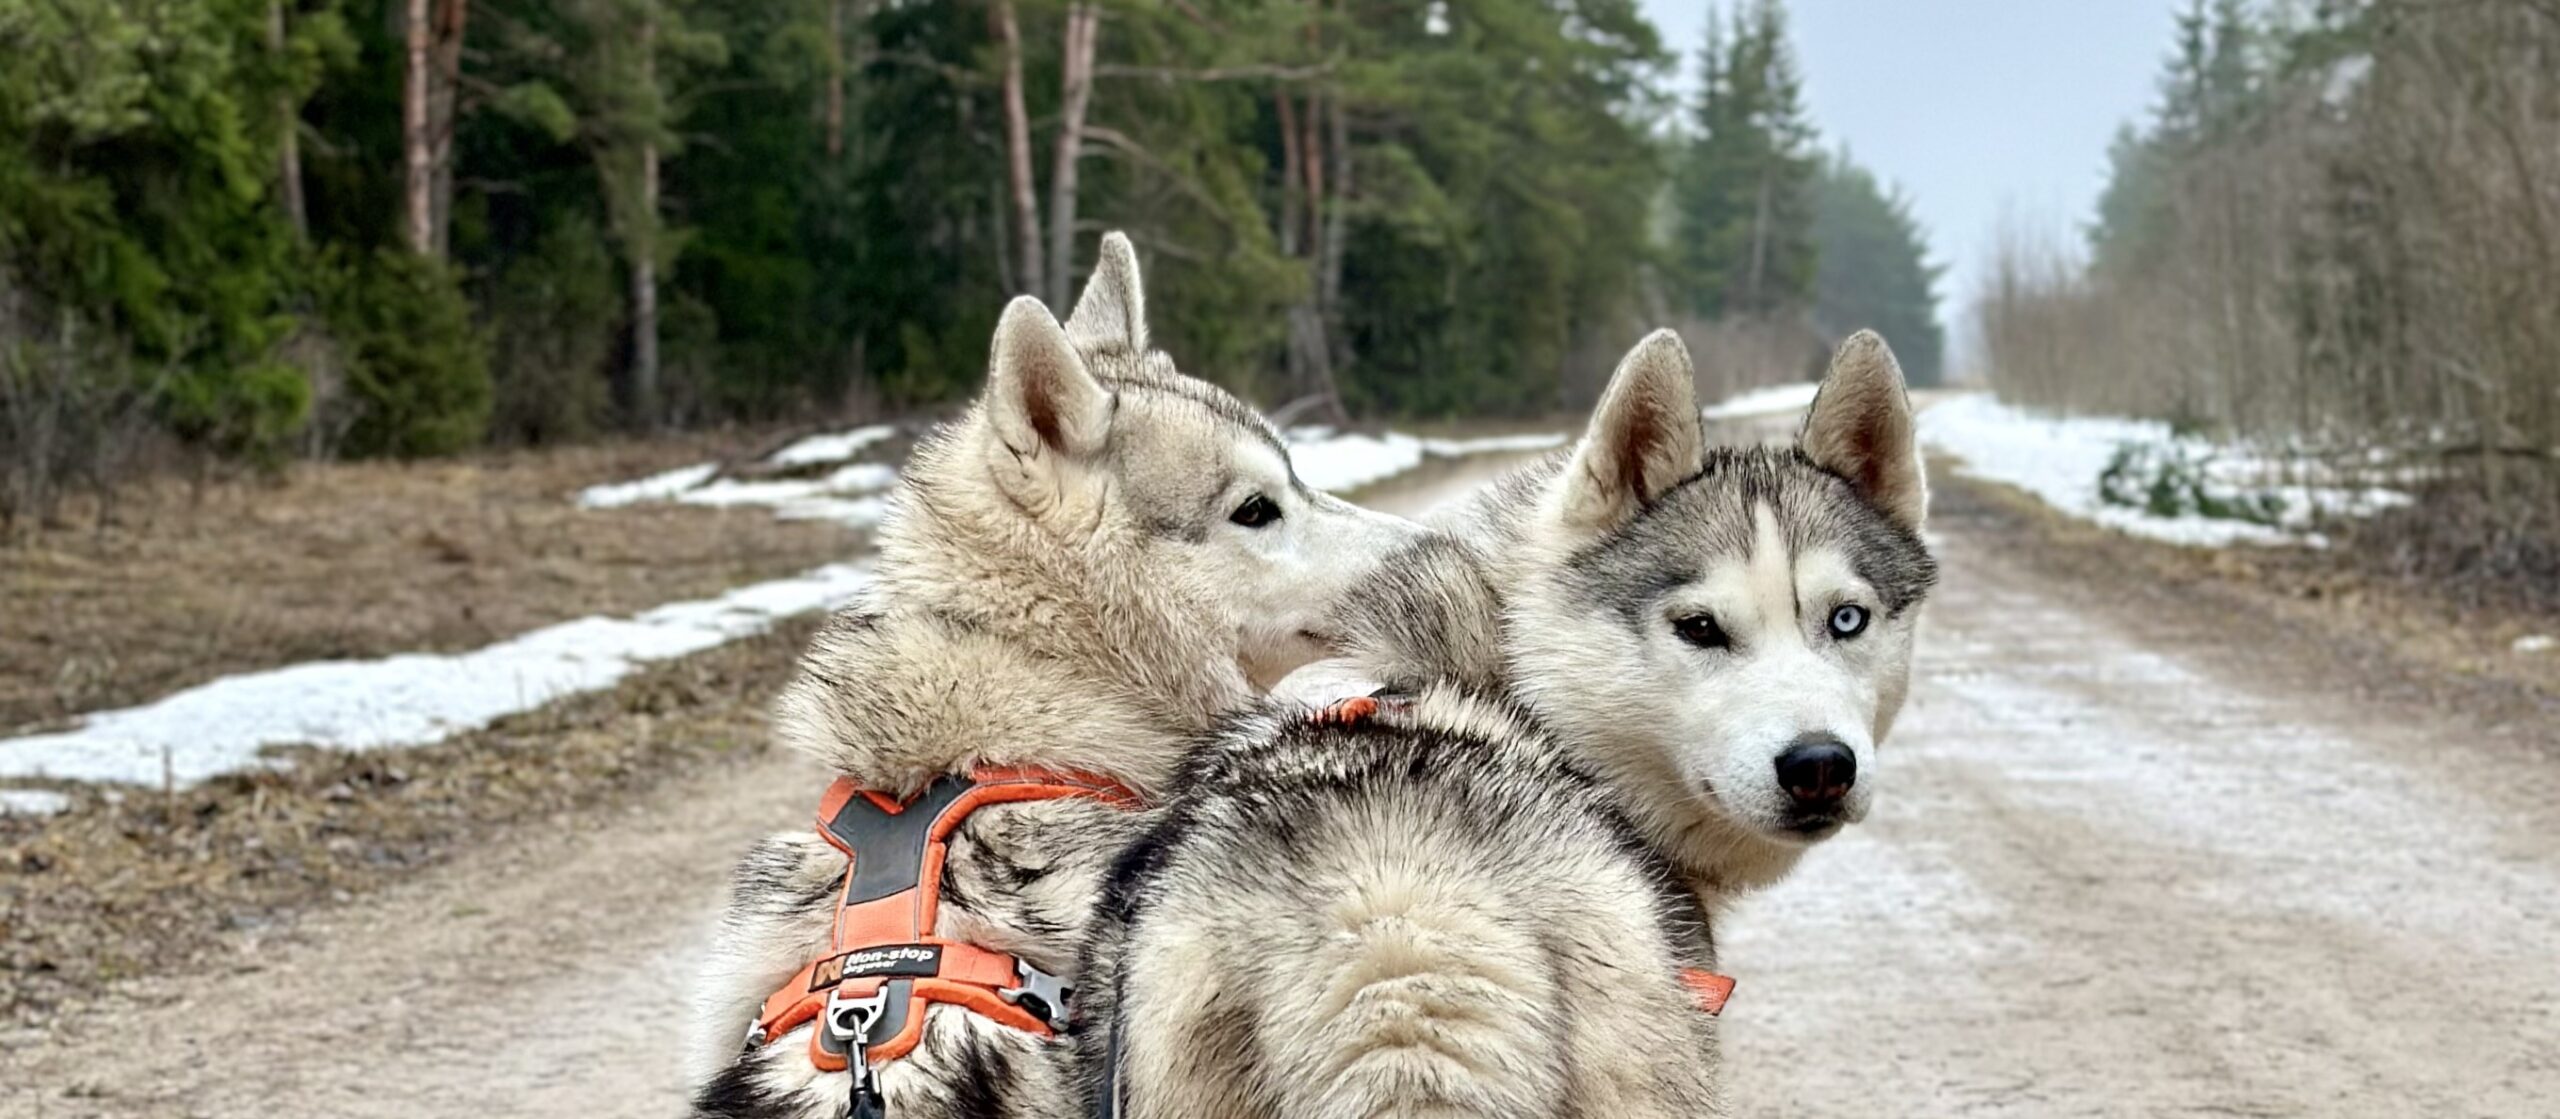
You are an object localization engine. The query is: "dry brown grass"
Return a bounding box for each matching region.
[0,615,819,1025]
[1,430,873,730]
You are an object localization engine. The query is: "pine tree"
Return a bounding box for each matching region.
[1672,0,1818,320]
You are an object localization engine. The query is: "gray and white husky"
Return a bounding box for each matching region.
[685,234,1417,1117]
[1073,329,1938,1118]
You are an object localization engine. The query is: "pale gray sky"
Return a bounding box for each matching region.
[1638,0,2177,371]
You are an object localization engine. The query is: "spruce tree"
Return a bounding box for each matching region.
[1672,0,1819,320]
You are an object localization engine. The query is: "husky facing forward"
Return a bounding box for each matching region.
[1077,330,1937,1118]
[687,234,1416,1118]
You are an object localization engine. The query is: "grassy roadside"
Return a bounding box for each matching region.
[0,424,895,1029]
[1,430,868,732]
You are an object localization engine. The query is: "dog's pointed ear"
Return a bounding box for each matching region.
[1065,231,1148,353]
[1557,329,1705,532]
[1801,329,1926,532]
[987,296,1113,461]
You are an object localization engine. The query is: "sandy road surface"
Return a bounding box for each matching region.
[10,453,2559,1117]
[1722,480,2560,1118]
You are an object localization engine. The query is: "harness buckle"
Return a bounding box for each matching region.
[825,988,890,1116]
[823,987,887,1048]
[999,960,1074,1032]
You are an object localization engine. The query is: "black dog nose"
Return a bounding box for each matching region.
[1774,738,1856,806]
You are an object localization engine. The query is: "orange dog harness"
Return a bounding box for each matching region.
[748,768,1139,1117]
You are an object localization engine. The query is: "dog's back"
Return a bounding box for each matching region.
[1077,683,1725,1119]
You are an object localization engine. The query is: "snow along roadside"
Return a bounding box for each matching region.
[0,425,1556,805]
[1917,392,2411,549]
[0,564,875,789]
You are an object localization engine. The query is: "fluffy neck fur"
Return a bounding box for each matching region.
[772,409,1254,797]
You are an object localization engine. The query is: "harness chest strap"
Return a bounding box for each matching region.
[749,768,1140,1076]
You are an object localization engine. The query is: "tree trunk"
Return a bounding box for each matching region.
[1044,2,1100,310]
[1320,83,1352,371]
[1745,168,1771,310]
[825,0,846,158]
[402,0,434,255]
[994,0,1043,297]
[1273,88,1340,421]
[1275,92,1302,257]
[399,0,467,256]
[1300,90,1324,255]
[629,15,661,426]
[269,0,306,243]
[428,0,468,258]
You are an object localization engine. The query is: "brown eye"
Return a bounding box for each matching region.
[1229,494,1282,528]
[1673,614,1729,650]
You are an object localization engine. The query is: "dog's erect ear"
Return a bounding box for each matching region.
[987,296,1113,461]
[1801,329,1926,532]
[1557,329,1705,532]
[1065,231,1148,354]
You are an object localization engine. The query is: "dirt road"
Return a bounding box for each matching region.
[9,456,2559,1117]
[1721,480,2560,1118]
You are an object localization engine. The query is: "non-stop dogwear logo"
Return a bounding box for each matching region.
[808,944,944,990]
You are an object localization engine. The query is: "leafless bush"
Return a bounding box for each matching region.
[1976,0,2560,532]
[1674,309,1826,405]
[0,272,161,539]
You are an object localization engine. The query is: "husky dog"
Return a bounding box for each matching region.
[687,234,1417,1117]
[1075,329,1937,1118]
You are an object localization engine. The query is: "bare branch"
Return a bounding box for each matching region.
[1095,62,1332,84]
[1081,125,1256,240]
[861,48,990,88]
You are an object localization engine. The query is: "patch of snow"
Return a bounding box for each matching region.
[768,424,898,468]
[1704,382,1820,422]
[1918,393,2408,549]
[0,789,70,816]
[677,463,898,512]
[1416,432,1568,456]
[0,564,873,789]
[1289,429,1567,494]
[578,458,896,529]
[1290,430,1424,493]
[575,463,718,509]
[2516,635,2556,656]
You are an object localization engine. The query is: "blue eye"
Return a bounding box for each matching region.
[1828,604,1869,639]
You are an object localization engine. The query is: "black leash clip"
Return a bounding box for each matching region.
[824,988,890,1118]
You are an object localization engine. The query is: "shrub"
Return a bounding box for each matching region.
[319,249,491,458]
[2098,442,2287,526]
[484,219,618,445]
